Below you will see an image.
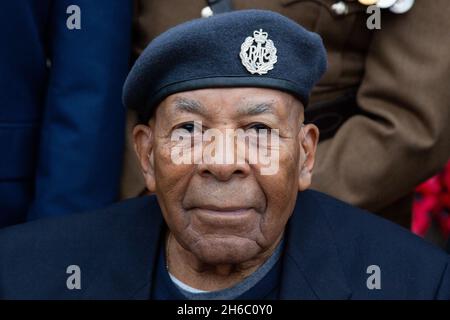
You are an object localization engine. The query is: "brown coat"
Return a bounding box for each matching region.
[121,0,450,227]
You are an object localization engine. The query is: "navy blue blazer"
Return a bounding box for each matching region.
[0,190,449,299]
[0,1,131,227]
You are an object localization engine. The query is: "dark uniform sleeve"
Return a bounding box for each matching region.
[28,0,132,219]
[311,0,450,214]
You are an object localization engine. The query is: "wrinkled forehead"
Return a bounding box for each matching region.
[152,87,304,122]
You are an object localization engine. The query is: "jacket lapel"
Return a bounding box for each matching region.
[82,195,164,299]
[279,190,352,300]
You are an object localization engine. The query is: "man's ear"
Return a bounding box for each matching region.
[133,124,156,193]
[298,123,319,191]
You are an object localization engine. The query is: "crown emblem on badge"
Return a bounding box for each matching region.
[240,29,277,75]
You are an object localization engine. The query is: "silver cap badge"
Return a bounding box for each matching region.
[240,29,277,75]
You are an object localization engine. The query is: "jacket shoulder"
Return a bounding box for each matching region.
[0,195,154,243]
[0,196,158,299]
[305,190,450,299]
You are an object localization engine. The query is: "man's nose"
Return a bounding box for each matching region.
[197,161,251,181]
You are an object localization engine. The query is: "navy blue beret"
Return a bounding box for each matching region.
[123,9,327,122]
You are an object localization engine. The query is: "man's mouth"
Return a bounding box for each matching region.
[188,205,256,217]
[185,203,261,230]
[196,206,251,215]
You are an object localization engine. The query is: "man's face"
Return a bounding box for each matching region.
[134,88,318,265]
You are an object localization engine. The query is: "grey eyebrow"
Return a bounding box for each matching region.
[173,97,207,116]
[173,98,276,117]
[238,102,276,116]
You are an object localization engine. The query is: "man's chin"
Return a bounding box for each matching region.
[190,235,260,265]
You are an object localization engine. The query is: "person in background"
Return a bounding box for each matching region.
[121,0,450,230]
[0,1,132,227]
[413,160,450,247]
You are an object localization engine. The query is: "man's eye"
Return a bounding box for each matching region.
[247,123,272,133]
[176,122,199,133]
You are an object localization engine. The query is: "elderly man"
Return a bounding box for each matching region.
[0,10,449,300]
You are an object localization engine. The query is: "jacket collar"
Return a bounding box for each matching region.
[83,190,352,299]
